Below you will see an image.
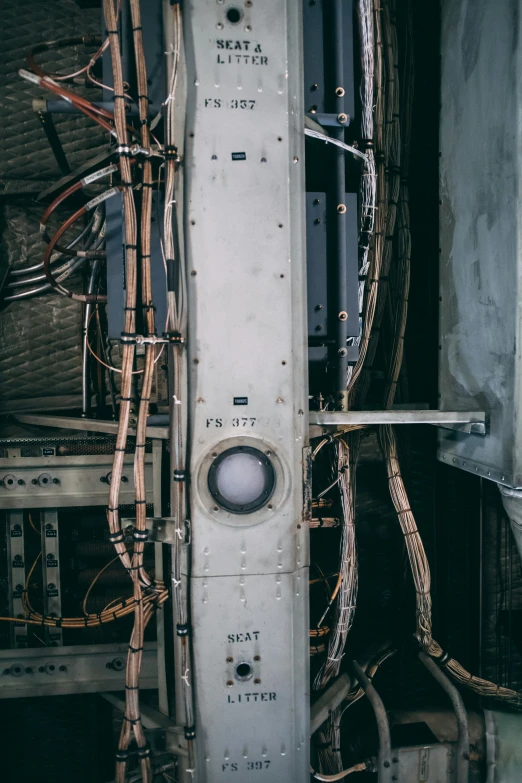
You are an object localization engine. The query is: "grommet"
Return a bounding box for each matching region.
[338,311,348,321]
[337,112,348,124]
[338,348,347,357]
[337,204,347,214]
[335,86,345,97]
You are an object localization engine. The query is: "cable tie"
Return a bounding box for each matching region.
[176,623,189,637]
[114,447,126,452]
[437,651,450,666]
[55,618,62,628]
[125,244,138,250]
[108,532,125,543]
[128,645,143,653]
[124,716,142,724]
[184,726,196,740]
[141,182,154,188]
[140,118,150,126]
[135,499,147,505]
[173,470,186,482]
[137,95,152,102]
[107,507,120,513]
[113,94,126,100]
[106,29,119,35]
[126,565,141,572]
[120,397,133,402]
[132,25,143,31]
[115,750,130,761]
[116,145,131,157]
[124,306,137,311]
[137,744,151,759]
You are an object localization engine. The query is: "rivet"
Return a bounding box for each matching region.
[254,655,261,661]
[191,270,197,276]
[227,680,233,687]
[211,154,217,160]
[276,397,284,403]
[254,678,261,684]
[311,83,318,91]
[261,157,267,163]
[216,22,224,29]
[293,156,299,163]
[245,25,252,32]
[338,348,347,357]
[226,656,233,663]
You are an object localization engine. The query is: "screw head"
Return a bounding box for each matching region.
[226,656,233,663]
[337,112,348,123]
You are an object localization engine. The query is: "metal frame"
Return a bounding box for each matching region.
[41,509,63,646]
[6,511,27,649]
[0,642,158,699]
[0,452,153,509]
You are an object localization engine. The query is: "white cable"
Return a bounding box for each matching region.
[311,762,367,781]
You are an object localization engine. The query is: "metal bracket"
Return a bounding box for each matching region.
[121,516,179,545]
[309,410,487,439]
[306,111,351,127]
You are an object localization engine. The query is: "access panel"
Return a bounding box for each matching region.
[183,1,309,780]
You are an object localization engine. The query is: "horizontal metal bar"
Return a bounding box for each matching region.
[102,693,189,757]
[34,99,160,118]
[310,410,487,435]
[0,642,157,699]
[15,413,169,440]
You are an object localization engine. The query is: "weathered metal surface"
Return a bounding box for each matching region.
[183,0,309,779]
[438,0,522,486]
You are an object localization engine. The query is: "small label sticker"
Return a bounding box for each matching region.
[12,561,24,568]
[47,589,59,597]
[47,559,58,568]
[42,447,55,456]
[419,747,429,780]
[231,152,246,161]
[10,530,22,538]
[46,529,57,537]
[233,397,248,405]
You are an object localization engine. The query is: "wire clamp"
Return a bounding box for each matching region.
[176,623,189,637]
[163,331,185,344]
[120,333,169,345]
[184,725,196,740]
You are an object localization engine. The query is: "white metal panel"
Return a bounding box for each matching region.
[183,0,309,779]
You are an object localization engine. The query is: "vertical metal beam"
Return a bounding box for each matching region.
[418,652,470,783]
[6,511,27,649]
[41,509,63,646]
[333,0,348,409]
[352,660,393,782]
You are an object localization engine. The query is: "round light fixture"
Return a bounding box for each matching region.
[208,446,276,514]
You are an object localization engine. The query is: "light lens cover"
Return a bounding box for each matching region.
[208,446,276,514]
